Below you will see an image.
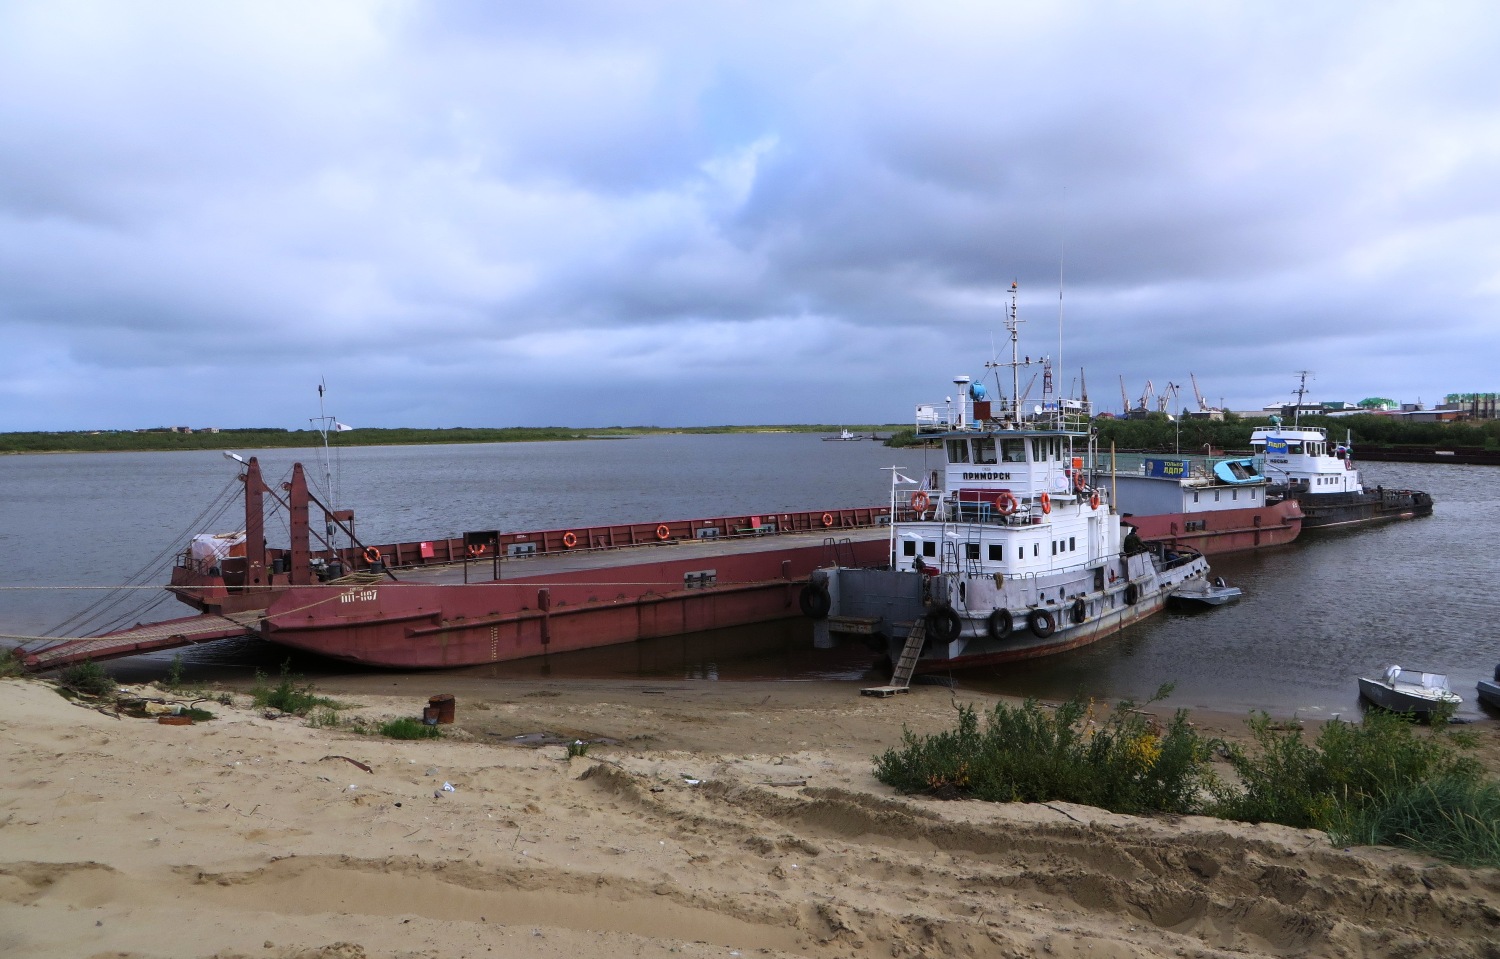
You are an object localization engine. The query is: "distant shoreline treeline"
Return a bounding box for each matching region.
[887,412,1500,453]
[4,413,1497,455]
[0,424,901,454]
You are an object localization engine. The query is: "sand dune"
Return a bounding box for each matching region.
[2,676,1497,958]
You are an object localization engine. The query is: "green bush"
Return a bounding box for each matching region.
[0,647,24,678]
[874,687,1221,815]
[250,662,342,716]
[378,717,441,740]
[59,660,116,698]
[1214,710,1483,828]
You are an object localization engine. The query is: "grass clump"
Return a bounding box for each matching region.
[566,739,591,758]
[1212,709,1497,867]
[58,660,116,698]
[0,647,24,678]
[874,686,1220,815]
[307,707,342,729]
[378,717,441,740]
[251,661,343,717]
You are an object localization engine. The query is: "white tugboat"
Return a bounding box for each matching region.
[803,285,1211,679]
[1250,374,1433,531]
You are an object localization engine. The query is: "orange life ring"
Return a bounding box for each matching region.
[656,524,671,541]
[1089,492,1100,509]
[909,491,930,513]
[562,531,578,548]
[821,512,835,527]
[1039,492,1052,514]
[995,491,1018,516]
[1073,472,1088,494]
[363,546,381,564]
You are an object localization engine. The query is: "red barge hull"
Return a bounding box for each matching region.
[20,456,895,671]
[258,534,888,668]
[1128,500,1303,556]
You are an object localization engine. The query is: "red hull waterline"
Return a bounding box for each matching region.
[1127,501,1303,556]
[260,537,889,668]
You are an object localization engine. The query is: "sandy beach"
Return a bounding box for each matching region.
[3,674,1498,959]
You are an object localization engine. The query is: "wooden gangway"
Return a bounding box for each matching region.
[19,611,263,673]
[861,619,926,697]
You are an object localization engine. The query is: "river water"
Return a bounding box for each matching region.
[1,436,1494,720]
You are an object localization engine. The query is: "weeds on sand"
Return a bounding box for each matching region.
[874,685,1220,815]
[378,717,441,740]
[877,690,1498,867]
[0,647,24,678]
[250,661,344,717]
[58,660,116,698]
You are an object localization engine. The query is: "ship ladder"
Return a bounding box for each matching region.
[862,619,926,697]
[825,536,859,568]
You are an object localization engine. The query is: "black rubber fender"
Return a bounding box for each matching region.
[798,582,831,619]
[1027,608,1056,638]
[1070,597,1086,624]
[1124,582,1141,606]
[986,608,1013,641]
[925,606,963,644]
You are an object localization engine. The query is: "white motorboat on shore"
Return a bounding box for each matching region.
[1358,665,1462,716]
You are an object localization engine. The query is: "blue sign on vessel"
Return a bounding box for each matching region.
[1143,458,1188,478]
[1264,438,1289,456]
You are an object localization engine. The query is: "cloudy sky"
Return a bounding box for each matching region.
[2,1,1496,431]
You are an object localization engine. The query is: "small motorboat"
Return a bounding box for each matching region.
[1169,575,1242,607]
[1358,665,1462,716]
[1477,664,1500,710]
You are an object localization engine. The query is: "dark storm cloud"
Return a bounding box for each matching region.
[0,1,1496,430]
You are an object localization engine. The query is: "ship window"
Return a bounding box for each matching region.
[1051,541,1057,555]
[922,541,937,557]
[989,544,1003,561]
[1232,490,1238,500]
[1002,439,1026,462]
[947,440,970,463]
[964,543,980,560]
[1251,489,1258,500]
[1193,491,1199,503]
[1214,490,1221,501]
[903,541,916,556]
[1069,537,1075,551]
[973,438,997,464]
[1032,543,1039,557]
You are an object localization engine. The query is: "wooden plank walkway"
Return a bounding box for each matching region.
[861,619,926,697]
[20,611,263,672]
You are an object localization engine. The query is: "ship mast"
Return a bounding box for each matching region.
[1292,370,1313,428]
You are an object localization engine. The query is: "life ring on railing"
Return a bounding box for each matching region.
[363,546,381,564]
[1039,492,1052,514]
[995,491,1018,516]
[1089,492,1101,510]
[821,512,835,527]
[1027,608,1056,638]
[655,524,671,541]
[909,491,930,514]
[1074,472,1088,494]
[562,531,578,549]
